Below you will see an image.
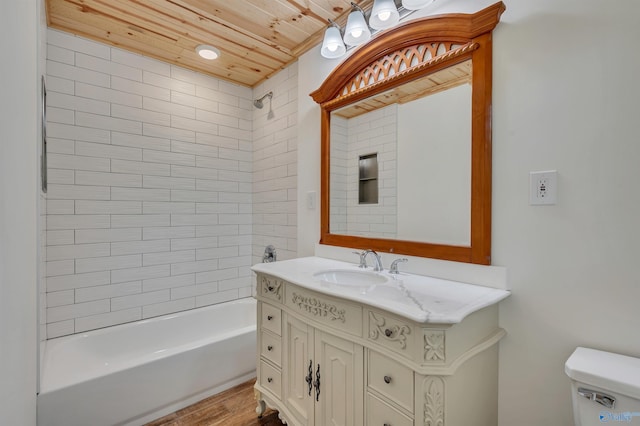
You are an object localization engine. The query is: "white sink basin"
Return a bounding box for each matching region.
[252,257,510,324]
[313,269,387,286]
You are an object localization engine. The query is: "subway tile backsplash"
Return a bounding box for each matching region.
[44,29,298,338]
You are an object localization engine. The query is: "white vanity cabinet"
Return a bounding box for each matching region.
[283,314,364,425]
[254,270,507,426]
[256,274,364,425]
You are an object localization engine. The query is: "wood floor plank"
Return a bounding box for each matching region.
[144,379,284,426]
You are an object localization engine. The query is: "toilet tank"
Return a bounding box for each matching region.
[565,347,640,426]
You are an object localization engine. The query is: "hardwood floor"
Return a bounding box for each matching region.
[144,380,285,426]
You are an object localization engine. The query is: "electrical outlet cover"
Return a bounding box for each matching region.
[529,170,557,205]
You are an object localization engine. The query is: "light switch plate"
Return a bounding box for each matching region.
[529,170,557,205]
[306,191,317,210]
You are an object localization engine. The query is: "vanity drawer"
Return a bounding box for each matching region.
[260,330,281,367]
[259,360,282,399]
[368,350,414,412]
[285,286,362,336]
[366,309,415,360]
[261,303,282,336]
[366,392,413,426]
[258,274,284,304]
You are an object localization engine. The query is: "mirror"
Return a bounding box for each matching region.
[330,61,472,246]
[311,3,505,265]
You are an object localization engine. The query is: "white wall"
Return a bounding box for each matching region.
[44,30,255,337]
[297,0,640,424]
[397,83,471,245]
[0,1,41,424]
[297,51,339,256]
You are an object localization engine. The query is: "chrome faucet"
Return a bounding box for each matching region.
[353,251,367,268]
[362,249,384,272]
[389,258,408,274]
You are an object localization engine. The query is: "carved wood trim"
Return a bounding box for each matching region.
[261,275,283,301]
[424,332,446,362]
[291,292,346,322]
[311,2,505,265]
[368,311,411,349]
[311,2,505,104]
[423,376,445,426]
[322,42,478,110]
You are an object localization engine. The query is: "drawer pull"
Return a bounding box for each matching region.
[384,375,392,384]
[267,286,274,292]
[384,328,393,337]
[267,377,273,383]
[267,345,273,351]
[267,315,273,321]
[384,424,391,426]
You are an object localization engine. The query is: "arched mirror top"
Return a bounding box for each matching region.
[311,2,505,107]
[311,2,505,265]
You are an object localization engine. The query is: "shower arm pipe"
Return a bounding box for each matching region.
[253,91,273,109]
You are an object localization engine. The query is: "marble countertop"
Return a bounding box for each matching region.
[252,256,510,324]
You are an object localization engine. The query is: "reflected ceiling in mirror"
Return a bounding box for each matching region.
[332,60,472,119]
[311,2,505,265]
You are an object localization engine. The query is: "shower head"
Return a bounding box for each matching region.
[253,92,273,109]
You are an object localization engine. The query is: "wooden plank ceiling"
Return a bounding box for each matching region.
[45,0,374,87]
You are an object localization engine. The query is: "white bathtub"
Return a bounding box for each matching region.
[38,297,257,426]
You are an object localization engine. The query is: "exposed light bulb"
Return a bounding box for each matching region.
[378,11,391,21]
[369,0,400,30]
[320,22,346,58]
[343,4,371,46]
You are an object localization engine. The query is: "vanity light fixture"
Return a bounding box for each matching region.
[370,0,400,30]
[321,20,347,58]
[319,0,438,59]
[344,2,372,46]
[195,44,220,60]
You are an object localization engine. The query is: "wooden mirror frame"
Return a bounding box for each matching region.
[310,2,505,265]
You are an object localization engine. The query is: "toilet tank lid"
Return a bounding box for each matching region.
[565,347,640,400]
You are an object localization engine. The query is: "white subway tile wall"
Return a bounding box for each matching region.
[330,106,397,238]
[40,187,47,342]
[44,30,299,338]
[252,64,298,264]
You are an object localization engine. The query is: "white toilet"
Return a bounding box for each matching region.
[566,347,640,425]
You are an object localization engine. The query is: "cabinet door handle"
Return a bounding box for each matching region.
[384,423,391,426]
[267,345,273,351]
[384,328,393,337]
[267,315,273,321]
[305,360,313,396]
[314,364,321,401]
[384,375,392,384]
[267,377,273,383]
[267,286,274,292]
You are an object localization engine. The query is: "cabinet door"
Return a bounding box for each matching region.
[284,314,314,425]
[314,331,364,426]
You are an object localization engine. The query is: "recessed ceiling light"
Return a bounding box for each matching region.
[196,45,220,60]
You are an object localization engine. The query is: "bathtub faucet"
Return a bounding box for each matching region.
[263,245,277,263]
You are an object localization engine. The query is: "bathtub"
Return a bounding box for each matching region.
[38,297,257,426]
